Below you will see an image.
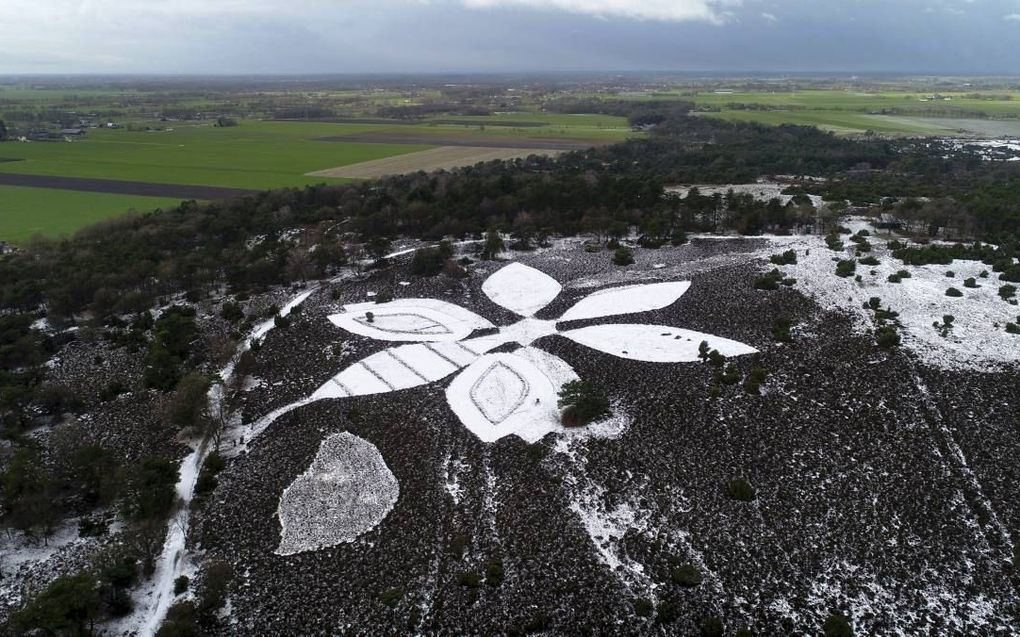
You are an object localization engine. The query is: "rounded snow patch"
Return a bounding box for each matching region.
[276,432,399,556]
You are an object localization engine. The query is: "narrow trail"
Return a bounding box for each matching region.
[907,359,1013,552]
[110,285,317,636]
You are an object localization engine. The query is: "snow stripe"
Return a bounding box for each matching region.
[329,377,351,397]
[423,343,462,369]
[386,349,430,383]
[358,360,397,391]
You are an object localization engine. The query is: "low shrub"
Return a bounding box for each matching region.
[379,587,403,608]
[769,250,797,265]
[754,269,784,290]
[835,259,856,278]
[613,246,634,266]
[945,287,963,297]
[558,380,611,427]
[671,564,703,588]
[876,325,901,348]
[173,576,190,596]
[823,612,853,637]
[726,478,756,501]
[700,616,725,637]
[772,318,793,343]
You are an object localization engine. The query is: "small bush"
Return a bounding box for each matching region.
[823,612,853,637]
[449,533,471,558]
[700,616,725,637]
[1001,265,1020,283]
[825,234,844,251]
[485,559,504,587]
[963,277,979,288]
[876,325,901,348]
[835,259,856,278]
[456,572,481,589]
[633,598,653,617]
[743,367,767,395]
[671,563,702,588]
[999,284,1017,301]
[726,478,756,501]
[613,246,635,266]
[945,270,955,278]
[754,269,784,290]
[772,318,793,343]
[173,576,190,596]
[769,250,797,266]
[1006,322,1019,335]
[945,287,963,297]
[220,302,244,323]
[379,587,403,608]
[558,380,611,427]
[859,256,879,266]
[656,600,680,624]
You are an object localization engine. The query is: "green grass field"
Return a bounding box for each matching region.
[0,116,632,190]
[0,113,633,241]
[696,110,957,135]
[0,185,182,241]
[688,90,1020,135]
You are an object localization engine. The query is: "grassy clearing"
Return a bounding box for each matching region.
[0,185,182,241]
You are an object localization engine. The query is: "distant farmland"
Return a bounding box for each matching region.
[308,146,565,179]
[0,112,633,241]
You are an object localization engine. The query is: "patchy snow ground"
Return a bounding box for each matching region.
[666,182,825,208]
[276,433,399,556]
[757,228,1020,371]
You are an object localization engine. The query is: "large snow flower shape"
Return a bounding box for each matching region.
[310,263,756,443]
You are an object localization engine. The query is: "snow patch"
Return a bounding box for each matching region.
[276,433,399,556]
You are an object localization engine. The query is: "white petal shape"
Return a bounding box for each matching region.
[558,281,691,323]
[562,324,757,363]
[329,299,493,343]
[311,335,509,400]
[276,433,399,556]
[446,348,579,443]
[482,263,562,317]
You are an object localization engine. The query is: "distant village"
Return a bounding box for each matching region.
[16,119,121,142]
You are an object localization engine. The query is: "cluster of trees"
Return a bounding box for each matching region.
[1,441,178,549]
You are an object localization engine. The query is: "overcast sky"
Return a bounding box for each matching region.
[1,0,1019,74]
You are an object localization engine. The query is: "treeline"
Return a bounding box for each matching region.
[544,98,695,127]
[376,103,492,119]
